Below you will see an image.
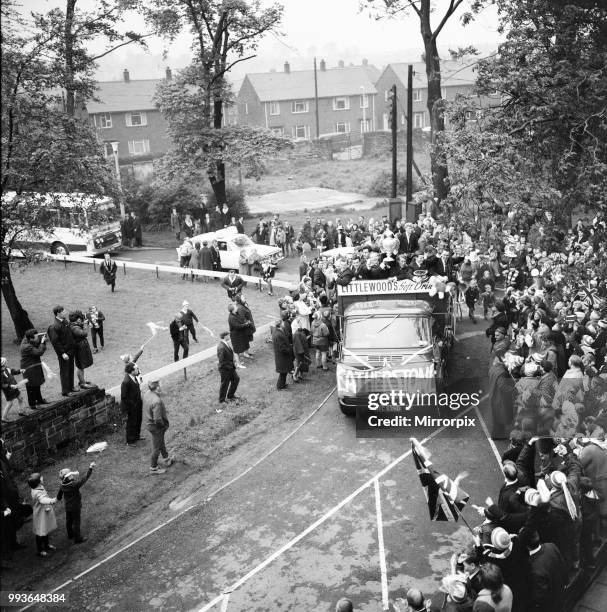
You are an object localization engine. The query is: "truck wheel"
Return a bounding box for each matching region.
[51,242,69,255]
[338,399,356,417]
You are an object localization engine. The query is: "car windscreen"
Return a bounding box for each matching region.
[344,315,430,350]
[231,235,253,248]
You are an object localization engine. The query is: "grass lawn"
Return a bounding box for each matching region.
[239,149,430,197]
[1,260,287,405]
[1,259,337,590]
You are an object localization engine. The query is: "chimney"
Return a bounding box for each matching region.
[284,61,290,74]
[123,69,130,83]
[165,67,172,81]
[362,58,368,66]
[338,60,345,68]
[319,59,326,71]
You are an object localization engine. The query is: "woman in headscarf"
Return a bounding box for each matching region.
[69,311,94,390]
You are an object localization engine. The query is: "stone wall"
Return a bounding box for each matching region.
[363,129,428,158]
[1,388,120,470]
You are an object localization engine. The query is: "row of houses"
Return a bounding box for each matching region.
[87,58,498,179]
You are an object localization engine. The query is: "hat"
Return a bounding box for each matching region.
[0,357,6,367]
[485,504,505,522]
[490,527,511,551]
[524,488,540,506]
[531,268,539,277]
[182,300,189,306]
[148,380,160,390]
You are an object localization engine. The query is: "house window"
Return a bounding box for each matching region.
[413,89,422,102]
[271,127,284,135]
[413,112,424,128]
[360,94,369,109]
[125,111,147,127]
[98,113,112,128]
[291,100,309,113]
[333,96,350,111]
[127,139,150,155]
[360,118,371,133]
[336,121,350,133]
[465,110,476,121]
[269,101,280,115]
[292,125,309,140]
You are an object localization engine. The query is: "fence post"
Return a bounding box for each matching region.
[93,260,96,272]
[123,262,126,276]
[190,270,194,283]
[183,367,187,381]
[64,256,67,269]
[156,266,159,280]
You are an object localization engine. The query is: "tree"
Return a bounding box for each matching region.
[145,0,284,204]
[365,0,486,205]
[154,64,292,191]
[443,0,607,226]
[32,0,149,117]
[1,2,133,340]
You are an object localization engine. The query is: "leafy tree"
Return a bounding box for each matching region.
[364,0,486,205]
[145,0,287,204]
[443,0,607,226]
[1,1,142,340]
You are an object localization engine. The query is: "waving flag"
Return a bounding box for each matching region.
[411,438,469,522]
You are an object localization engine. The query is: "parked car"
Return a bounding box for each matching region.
[177,226,283,271]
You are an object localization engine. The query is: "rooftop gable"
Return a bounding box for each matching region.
[243,64,379,102]
[87,79,163,114]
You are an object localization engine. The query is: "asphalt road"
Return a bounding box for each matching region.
[22,321,502,612]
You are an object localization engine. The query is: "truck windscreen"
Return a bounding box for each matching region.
[344,315,431,350]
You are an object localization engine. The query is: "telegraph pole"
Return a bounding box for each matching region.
[406,65,414,209]
[391,84,397,199]
[313,58,320,139]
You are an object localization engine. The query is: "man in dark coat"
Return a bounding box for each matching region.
[121,362,143,446]
[169,313,189,362]
[272,320,293,390]
[199,241,214,282]
[131,212,142,247]
[488,357,515,439]
[526,531,567,612]
[217,332,239,407]
[47,305,77,396]
[221,270,244,300]
[100,252,117,292]
[56,462,94,542]
[19,329,49,408]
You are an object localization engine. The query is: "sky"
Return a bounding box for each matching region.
[20,0,504,81]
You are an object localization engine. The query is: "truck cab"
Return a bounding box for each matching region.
[335,279,455,416]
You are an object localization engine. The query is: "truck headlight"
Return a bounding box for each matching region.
[336,363,357,396]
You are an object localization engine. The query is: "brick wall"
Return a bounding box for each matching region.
[1,388,120,470]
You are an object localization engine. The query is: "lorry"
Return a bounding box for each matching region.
[335,278,455,417]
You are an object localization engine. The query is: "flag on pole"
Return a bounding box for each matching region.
[411,439,470,522]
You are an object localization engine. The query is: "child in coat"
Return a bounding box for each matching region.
[481,284,496,320]
[464,279,481,324]
[1,357,26,422]
[57,462,95,543]
[28,472,57,556]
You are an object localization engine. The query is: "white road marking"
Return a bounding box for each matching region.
[220,593,230,612]
[474,404,503,468]
[374,479,390,611]
[196,398,489,612]
[19,387,337,611]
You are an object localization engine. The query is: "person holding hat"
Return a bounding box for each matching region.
[143,380,174,475]
[56,461,95,542]
[217,331,239,408]
[121,362,143,447]
[19,329,50,410]
[27,472,58,557]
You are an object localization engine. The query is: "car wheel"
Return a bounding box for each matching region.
[51,242,69,255]
[338,398,356,417]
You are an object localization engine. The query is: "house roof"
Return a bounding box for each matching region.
[380,59,482,89]
[87,79,163,114]
[243,64,380,102]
